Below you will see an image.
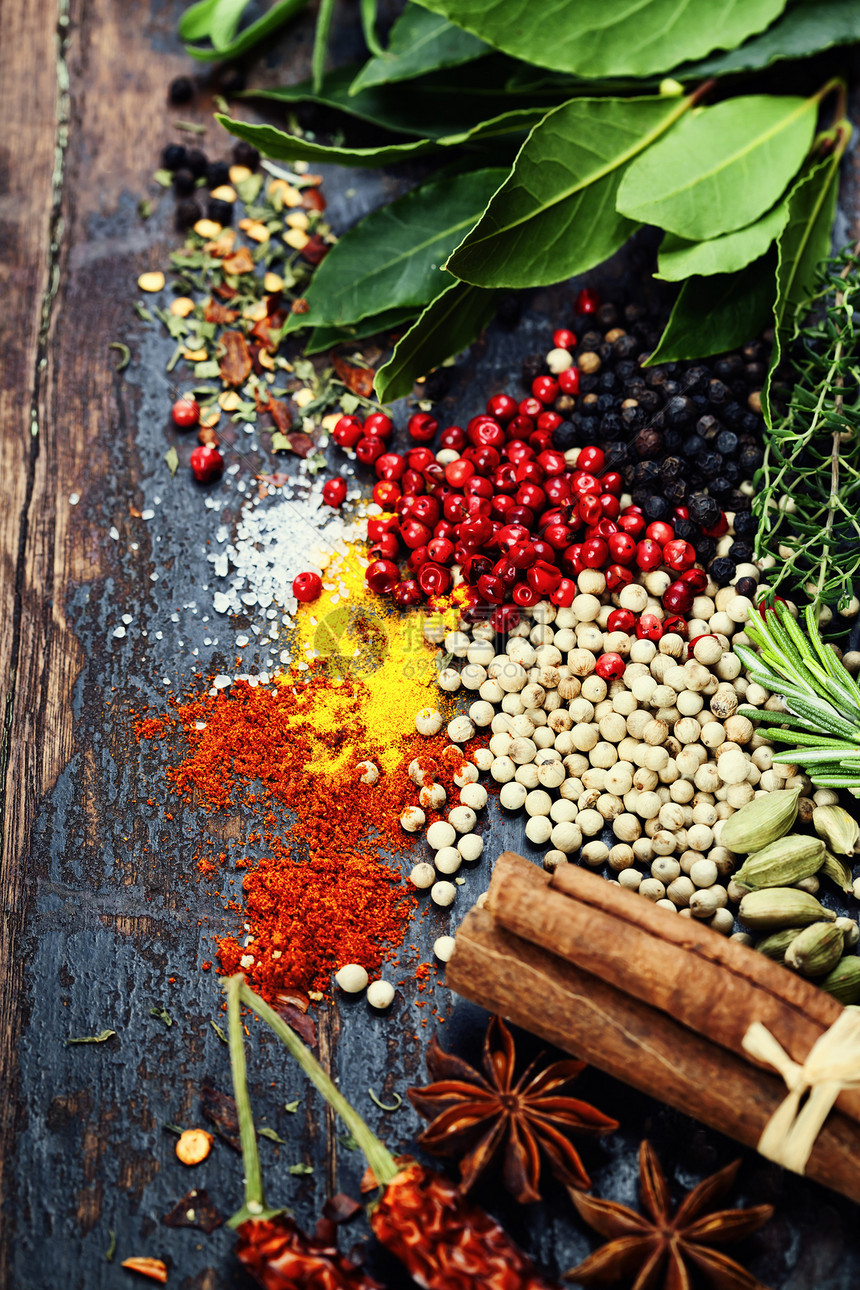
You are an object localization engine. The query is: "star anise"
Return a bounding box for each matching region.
[566,1140,774,1290]
[407,1015,618,1204]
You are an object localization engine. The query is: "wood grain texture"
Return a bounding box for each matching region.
[0,0,62,1271]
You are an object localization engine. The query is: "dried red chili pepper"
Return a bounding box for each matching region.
[231,978,563,1290]
[236,1215,384,1290]
[370,1162,557,1290]
[219,330,253,386]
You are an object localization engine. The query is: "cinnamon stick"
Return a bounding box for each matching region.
[449,906,860,1206]
[485,852,860,1125]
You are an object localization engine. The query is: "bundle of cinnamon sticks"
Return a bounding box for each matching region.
[448,852,860,1203]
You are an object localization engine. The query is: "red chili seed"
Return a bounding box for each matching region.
[552,328,576,350]
[575,287,600,314]
[365,411,394,439]
[550,576,577,607]
[607,608,636,633]
[332,414,364,447]
[372,480,400,507]
[365,559,400,593]
[595,652,625,680]
[486,394,518,423]
[636,613,664,641]
[408,412,438,443]
[558,366,580,395]
[417,562,451,596]
[393,579,422,607]
[355,437,385,465]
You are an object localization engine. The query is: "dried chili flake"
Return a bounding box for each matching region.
[236,1216,384,1290]
[203,299,239,325]
[121,1257,168,1283]
[200,1082,241,1151]
[218,332,253,386]
[300,234,331,266]
[163,1187,223,1234]
[332,355,374,399]
[222,246,256,276]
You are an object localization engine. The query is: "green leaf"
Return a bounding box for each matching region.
[656,200,790,281]
[448,95,688,289]
[209,0,249,47]
[218,101,541,167]
[305,308,416,354]
[178,0,221,40]
[218,112,438,165]
[258,1125,286,1144]
[360,0,385,56]
[164,447,180,477]
[647,249,777,365]
[285,168,506,332]
[678,0,860,79]
[150,1005,173,1027]
[374,279,496,403]
[312,0,336,91]
[211,1019,228,1043]
[350,4,488,94]
[616,94,817,241]
[67,1029,116,1045]
[288,1162,314,1175]
[284,1098,301,1112]
[184,0,308,60]
[409,0,788,78]
[763,146,842,423]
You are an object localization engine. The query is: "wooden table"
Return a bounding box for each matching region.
[3,4,860,1286]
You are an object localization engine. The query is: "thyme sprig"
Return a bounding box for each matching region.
[753,245,860,626]
[736,602,860,798]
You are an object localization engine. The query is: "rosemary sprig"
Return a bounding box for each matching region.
[736,602,860,798]
[753,245,860,629]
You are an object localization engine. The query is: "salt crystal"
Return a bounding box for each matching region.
[141,509,155,520]
[112,626,126,639]
[122,613,133,625]
[109,526,119,540]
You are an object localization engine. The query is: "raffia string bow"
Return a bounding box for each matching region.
[742,1006,860,1173]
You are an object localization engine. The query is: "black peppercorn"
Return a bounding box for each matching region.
[663,429,683,452]
[579,374,599,395]
[232,140,260,169]
[175,197,200,229]
[695,537,717,565]
[739,444,763,474]
[185,147,208,177]
[521,354,545,387]
[551,422,577,450]
[709,476,732,496]
[172,168,196,197]
[580,330,602,350]
[687,493,720,528]
[664,479,687,504]
[707,378,730,404]
[665,394,696,425]
[722,401,745,428]
[715,355,743,381]
[715,429,738,456]
[644,495,669,520]
[735,576,758,599]
[600,412,623,436]
[598,370,618,392]
[161,142,187,171]
[697,451,722,477]
[683,433,706,458]
[207,196,233,225]
[597,393,616,413]
[721,460,740,485]
[660,456,684,482]
[206,160,231,188]
[696,415,721,440]
[633,428,664,459]
[603,442,629,470]
[728,490,751,512]
[732,512,757,537]
[597,303,619,328]
[168,76,194,105]
[710,556,736,582]
[673,518,696,541]
[729,541,753,564]
[632,461,661,489]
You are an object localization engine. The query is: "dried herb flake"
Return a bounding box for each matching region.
[67,1029,116,1045]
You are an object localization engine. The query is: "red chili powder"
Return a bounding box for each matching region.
[137,675,477,1001]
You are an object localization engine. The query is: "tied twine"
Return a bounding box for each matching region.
[742,1006,860,1174]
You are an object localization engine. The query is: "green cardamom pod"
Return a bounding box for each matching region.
[813,805,860,856]
[734,835,825,890]
[738,887,836,931]
[819,955,860,1004]
[720,786,800,854]
[784,922,844,977]
[755,926,805,963]
[821,849,855,895]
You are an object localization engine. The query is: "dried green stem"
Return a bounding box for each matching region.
[238,981,399,1187]
[225,974,284,1230]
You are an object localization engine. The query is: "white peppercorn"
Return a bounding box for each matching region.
[415,707,443,736]
[550,821,582,853]
[434,847,462,875]
[499,782,527,811]
[457,833,483,862]
[400,806,425,833]
[639,878,666,902]
[410,862,436,889]
[357,761,379,784]
[525,815,553,845]
[431,880,457,907]
[433,935,456,962]
[447,715,476,743]
[581,840,610,867]
[427,820,456,850]
[420,783,447,811]
[448,805,477,833]
[335,964,368,993]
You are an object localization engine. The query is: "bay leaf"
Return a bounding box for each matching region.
[678,0,860,79]
[373,279,496,403]
[656,200,790,281]
[305,308,416,355]
[178,0,221,40]
[283,168,506,332]
[208,0,248,48]
[350,4,488,94]
[218,103,541,167]
[646,249,777,366]
[616,94,817,241]
[762,147,842,423]
[245,59,559,140]
[184,0,307,60]
[409,0,787,78]
[447,95,689,289]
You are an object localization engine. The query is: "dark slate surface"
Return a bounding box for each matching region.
[6,5,860,1288]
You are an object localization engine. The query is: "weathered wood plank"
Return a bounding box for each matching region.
[0,0,62,1277]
